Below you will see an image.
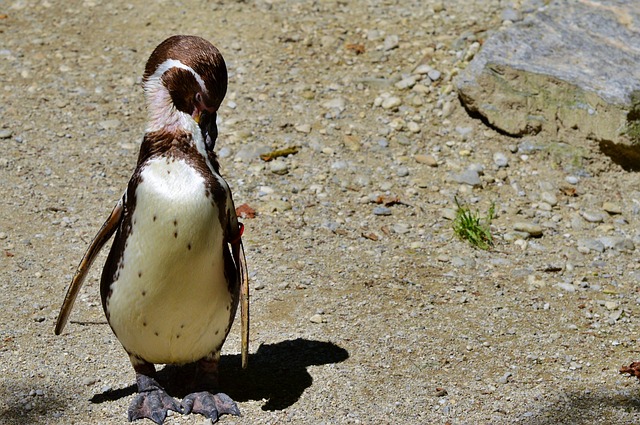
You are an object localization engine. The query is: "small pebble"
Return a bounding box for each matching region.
[540,191,558,207]
[581,210,605,223]
[513,222,543,237]
[396,166,410,177]
[407,121,421,133]
[98,119,120,130]
[395,75,417,90]
[414,64,432,74]
[383,35,399,51]
[493,152,508,168]
[0,129,13,139]
[427,69,441,81]
[381,96,402,110]
[263,200,292,212]
[449,169,481,187]
[441,208,457,220]
[497,372,512,384]
[269,158,289,175]
[217,146,231,158]
[555,282,576,293]
[501,7,522,22]
[602,202,622,215]
[295,123,312,133]
[322,97,346,111]
[309,313,325,324]
[392,223,410,234]
[576,238,605,253]
[373,206,392,216]
[415,154,437,167]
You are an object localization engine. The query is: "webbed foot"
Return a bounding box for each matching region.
[128,365,181,424]
[128,388,182,424]
[181,391,240,422]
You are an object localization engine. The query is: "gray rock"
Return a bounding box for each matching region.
[450,169,481,187]
[456,1,640,143]
[0,129,13,139]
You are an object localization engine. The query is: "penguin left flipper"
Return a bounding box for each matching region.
[55,199,124,335]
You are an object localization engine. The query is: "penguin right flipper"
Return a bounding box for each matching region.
[54,199,124,335]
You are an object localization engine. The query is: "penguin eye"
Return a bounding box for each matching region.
[195,92,203,105]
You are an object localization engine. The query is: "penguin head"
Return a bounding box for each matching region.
[142,35,227,147]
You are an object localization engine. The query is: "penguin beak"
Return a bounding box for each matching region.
[199,110,218,152]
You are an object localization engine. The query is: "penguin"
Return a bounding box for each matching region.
[55,35,249,424]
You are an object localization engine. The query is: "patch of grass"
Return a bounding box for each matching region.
[452,198,495,250]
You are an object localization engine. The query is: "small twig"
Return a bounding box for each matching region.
[260,146,299,162]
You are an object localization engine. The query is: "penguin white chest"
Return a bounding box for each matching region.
[106,157,233,364]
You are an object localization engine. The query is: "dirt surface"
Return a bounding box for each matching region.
[2,1,640,424]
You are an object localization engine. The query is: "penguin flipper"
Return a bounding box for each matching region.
[54,199,124,335]
[237,239,249,369]
[227,204,249,369]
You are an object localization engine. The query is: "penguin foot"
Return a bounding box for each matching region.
[181,391,240,422]
[128,388,182,424]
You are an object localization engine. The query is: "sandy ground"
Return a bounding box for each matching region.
[2,0,640,424]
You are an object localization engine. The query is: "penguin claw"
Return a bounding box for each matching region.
[128,389,182,424]
[181,391,240,422]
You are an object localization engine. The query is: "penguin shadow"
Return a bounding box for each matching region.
[91,338,349,411]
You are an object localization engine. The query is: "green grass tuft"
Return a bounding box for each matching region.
[452,198,495,250]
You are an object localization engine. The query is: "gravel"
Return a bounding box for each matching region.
[2,1,640,425]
